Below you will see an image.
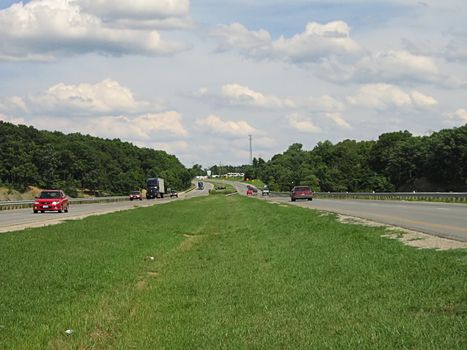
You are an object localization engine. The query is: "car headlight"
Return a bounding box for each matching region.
[52,201,58,205]
[34,201,39,205]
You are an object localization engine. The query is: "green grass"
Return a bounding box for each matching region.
[207,181,237,195]
[215,177,266,189]
[1,196,466,349]
[242,178,266,188]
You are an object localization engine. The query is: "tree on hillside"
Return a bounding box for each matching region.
[0,121,192,195]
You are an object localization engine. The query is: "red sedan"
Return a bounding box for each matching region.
[290,186,314,202]
[33,190,69,213]
[129,191,143,201]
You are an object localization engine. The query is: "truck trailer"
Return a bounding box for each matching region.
[146,178,165,199]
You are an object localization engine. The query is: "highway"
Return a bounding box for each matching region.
[0,183,212,234]
[2,180,466,243]
[226,181,467,243]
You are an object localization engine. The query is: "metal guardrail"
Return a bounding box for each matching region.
[0,196,127,211]
[269,191,467,202]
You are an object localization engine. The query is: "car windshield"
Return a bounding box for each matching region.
[131,191,140,195]
[39,191,60,199]
[294,187,311,192]
[147,179,157,186]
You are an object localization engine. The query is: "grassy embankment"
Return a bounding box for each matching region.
[1,195,466,349]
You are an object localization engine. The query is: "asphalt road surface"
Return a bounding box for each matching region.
[225,180,467,243]
[0,183,212,234]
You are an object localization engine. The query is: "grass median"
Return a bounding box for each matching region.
[0,195,466,349]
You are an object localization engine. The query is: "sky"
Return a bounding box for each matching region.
[1,0,466,168]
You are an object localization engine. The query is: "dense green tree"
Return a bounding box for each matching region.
[0,121,192,195]
[246,124,467,192]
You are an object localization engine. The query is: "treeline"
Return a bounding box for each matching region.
[239,124,467,192]
[0,121,192,196]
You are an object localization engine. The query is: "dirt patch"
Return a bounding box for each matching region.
[135,279,148,290]
[337,215,387,228]
[0,186,42,201]
[147,271,159,277]
[47,338,69,350]
[179,234,203,252]
[336,214,467,250]
[90,327,111,343]
[382,229,467,250]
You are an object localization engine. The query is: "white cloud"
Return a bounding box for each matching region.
[204,84,344,113]
[302,95,345,112]
[0,113,26,125]
[212,22,271,52]
[87,111,188,140]
[347,84,438,110]
[355,50,439,83]
[271,21,361,63]
[0,79,188,141]
[221,84,295,108]
[76,0,193,29]
[27,79,160,115]
[77,0,190,19]
[0,0,187,61]
[0,96,29,113]
[326,112,351,129]
[194,87,209,97]
[196,114,255,137]
[410,90,438,108]
[150,140,190,154]
[288,113,321,133]
[212,20,360,63]
[1,79,162,117]
[448,108,467,123]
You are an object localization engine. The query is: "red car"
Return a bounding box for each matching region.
[129,191,142,201]
[33,190,69,213]
[246,185,257,196]
[291,186,314,202]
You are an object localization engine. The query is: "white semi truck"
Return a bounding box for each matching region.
[146,178,165,199]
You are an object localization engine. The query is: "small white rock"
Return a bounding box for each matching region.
[65,329,74,335]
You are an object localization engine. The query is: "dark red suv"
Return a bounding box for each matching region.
[33,190,69,213]
[291,186,314,202]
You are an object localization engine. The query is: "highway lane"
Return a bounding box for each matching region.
[225,180,467,243]
[0,183,212,234]
[278,198,467,242]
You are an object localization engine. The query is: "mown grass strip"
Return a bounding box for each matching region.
[0,195,466,349]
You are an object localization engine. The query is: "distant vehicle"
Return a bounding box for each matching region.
[262,186,270,196]
[247,185,257,195]
[129,191,142,201]
[146,178,165,199]
[170,190,178,198]
[291,186,314,202]
[246,188,254,196]
[197,181,204,190]
[33,190,69,213]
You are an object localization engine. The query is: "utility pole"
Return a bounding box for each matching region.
[249,134,253,165]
